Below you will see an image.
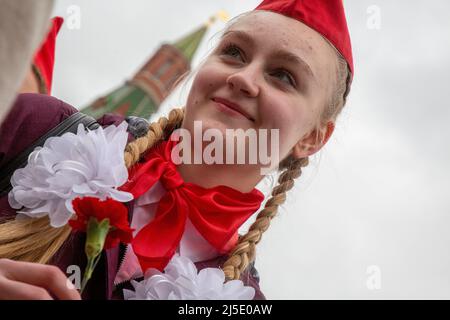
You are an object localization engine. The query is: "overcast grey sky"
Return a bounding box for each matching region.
[51,0,450,299]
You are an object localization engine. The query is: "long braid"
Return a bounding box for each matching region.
[124,108,184,167]
[222,156,309,280]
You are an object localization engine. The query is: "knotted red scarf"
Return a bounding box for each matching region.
[120,138,264,272]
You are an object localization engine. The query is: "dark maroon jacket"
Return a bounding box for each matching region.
[0,93,265,300]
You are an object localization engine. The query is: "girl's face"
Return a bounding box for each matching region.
[183,11,338,168]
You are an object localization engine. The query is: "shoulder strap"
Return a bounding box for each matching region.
[0,112,99,197]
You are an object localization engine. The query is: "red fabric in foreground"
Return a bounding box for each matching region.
[33,17,64,94]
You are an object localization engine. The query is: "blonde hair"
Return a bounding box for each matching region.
[0,15,351,282]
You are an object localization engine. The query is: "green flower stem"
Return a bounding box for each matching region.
[80,254,101,294]
[79,217,110,295]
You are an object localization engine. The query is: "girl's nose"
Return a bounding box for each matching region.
[226,67,260,97]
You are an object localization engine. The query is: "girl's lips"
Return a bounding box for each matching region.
[211,97,254,121]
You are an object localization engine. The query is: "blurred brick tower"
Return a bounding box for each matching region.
[81,12,229,119]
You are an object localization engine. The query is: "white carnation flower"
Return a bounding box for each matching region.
[8,121,133,227]
[123,254,255,300]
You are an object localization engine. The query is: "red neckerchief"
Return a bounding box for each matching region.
[120,137,264,272]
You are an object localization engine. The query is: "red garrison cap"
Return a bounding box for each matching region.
[33,16,64,95]
[255,0,354,76]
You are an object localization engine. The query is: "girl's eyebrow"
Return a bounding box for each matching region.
[222,30,255,47]
[271,50,317,82]
[221,30,316,82]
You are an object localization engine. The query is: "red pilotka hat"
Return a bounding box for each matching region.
[255,0,354,77]
[33,16,64,95]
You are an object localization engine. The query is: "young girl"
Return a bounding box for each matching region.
[0,0,353,300]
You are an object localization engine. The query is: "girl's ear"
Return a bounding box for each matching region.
[292,121,335,158]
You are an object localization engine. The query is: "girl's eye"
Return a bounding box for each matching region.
[270,69,297,88]
[220,43,244,61]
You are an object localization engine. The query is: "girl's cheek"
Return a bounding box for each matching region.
[260,98,297,130]
[192,68,220,96]
[186,65,224,113]
[263,101,306,153]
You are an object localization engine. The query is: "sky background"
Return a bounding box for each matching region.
[51,0,450,299]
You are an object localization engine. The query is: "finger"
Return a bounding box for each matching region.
[0,259,81,300]
[0,277,53,300]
